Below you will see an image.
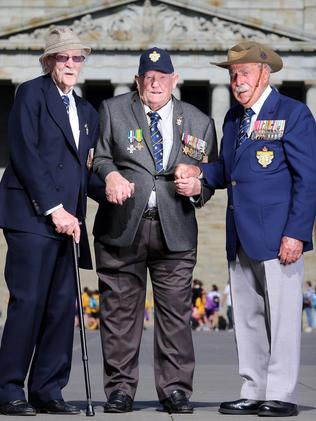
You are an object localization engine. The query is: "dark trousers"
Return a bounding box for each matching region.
[95,218,196,401]
[0,230,76,404]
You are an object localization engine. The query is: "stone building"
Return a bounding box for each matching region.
[0,0,316,166]
[0,0,315,308]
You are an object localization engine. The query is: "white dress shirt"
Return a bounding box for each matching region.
[144,99,174,208]
[248,85,272,135]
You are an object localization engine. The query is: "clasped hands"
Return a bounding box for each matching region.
[105,171,135,205]
[105,165,201,206]
[174,163,202,196]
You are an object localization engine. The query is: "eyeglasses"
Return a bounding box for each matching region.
[54,54,86,63]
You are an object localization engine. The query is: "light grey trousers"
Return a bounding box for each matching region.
[229,248,304,404]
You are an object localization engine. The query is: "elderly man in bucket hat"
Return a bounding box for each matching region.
[92,47,217,414]
[175,41,316,417]
[0,26,102,415]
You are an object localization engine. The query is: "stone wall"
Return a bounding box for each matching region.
[1,1,315,36]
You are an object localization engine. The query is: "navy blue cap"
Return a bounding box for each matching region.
[138,47,174,75]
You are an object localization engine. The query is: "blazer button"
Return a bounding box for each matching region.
[231,180,237,186]
[58,163,63,169]
[229,204,234,210]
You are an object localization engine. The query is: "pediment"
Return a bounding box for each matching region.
[0,0,315,53]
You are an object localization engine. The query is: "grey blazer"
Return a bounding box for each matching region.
[93,91,217,252]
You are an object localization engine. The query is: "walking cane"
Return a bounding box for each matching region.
[72,237,95,416]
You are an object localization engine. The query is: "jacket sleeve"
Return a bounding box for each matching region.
[194,117,219,207]
[8,82,62,215]
[281,103,316,242]
[93,99,119,181]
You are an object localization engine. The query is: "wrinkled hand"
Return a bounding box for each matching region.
[105,171,135,205]
[174,163,201,180]
[278,236,303,265]
[175,177,202,197]
[51,207,80,243]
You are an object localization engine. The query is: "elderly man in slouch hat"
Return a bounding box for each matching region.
[175,41,316,417]
[0,26,102,415]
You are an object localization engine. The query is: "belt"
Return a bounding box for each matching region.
[142,207,159,220]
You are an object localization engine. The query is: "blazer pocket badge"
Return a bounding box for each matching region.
[127,129,143,153]
[250,120,285,141]
[256,146,274,167]
[182,132,207,161]
[86,148,94,170]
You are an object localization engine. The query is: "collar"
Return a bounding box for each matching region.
[250,85,272,115]
[144,98,173,120]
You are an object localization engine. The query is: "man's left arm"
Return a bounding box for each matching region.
[175,118,218,205]
[280,104,316,263]
[86,109,107,204]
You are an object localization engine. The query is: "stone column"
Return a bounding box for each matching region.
[306,85,316,118]
[211,84,230,141]
[74,85,83,97]
[173,86,181,100]
[113,84,131,96]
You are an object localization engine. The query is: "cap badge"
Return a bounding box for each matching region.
[260,51,268,60]
[149,51,160,62]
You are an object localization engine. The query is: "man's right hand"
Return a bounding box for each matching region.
[174,163,201,180]
[51,207,81,243]
[105,171,135,205]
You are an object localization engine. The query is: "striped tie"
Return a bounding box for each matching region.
[238,107,255,147]
[62,95,70,114]
[148,111,163,173]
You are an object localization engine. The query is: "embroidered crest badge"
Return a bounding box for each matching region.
[256,146,274,168]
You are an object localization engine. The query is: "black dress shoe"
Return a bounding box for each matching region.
[258,400,298,417]
[0,400,36,416]
[104,390,133,413]
[161,389,193,414]
[219,398,265,415]
[31,399,80,414]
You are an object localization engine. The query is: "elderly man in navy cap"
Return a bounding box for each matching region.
[93,47,217,413]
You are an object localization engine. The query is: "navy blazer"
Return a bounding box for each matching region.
[0,74,101,268]
[201,88,316,261]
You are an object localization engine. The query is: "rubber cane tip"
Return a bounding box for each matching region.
[86,403,95,416]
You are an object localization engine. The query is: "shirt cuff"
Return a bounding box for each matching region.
[44,204,63,216]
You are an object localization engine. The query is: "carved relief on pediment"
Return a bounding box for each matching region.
[8,0,292,49]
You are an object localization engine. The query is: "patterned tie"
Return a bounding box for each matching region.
[148,111,163,173]
[62,95,70,114]
[238,107,255,147]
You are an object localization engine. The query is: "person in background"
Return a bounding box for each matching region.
[205,284,220,330]
[0,26,103,416]
[93,47,217,414]
[302,280,314,332]
[222,282,233,331]
[174,41,316,417]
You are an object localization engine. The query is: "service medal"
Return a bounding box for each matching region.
[176,116,183,126]
[256,146,274,167]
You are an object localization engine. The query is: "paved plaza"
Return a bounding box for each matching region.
[0,326,315,420]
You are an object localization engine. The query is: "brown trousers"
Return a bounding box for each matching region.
[94,218,196,401]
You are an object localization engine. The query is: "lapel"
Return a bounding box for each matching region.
[166,96,184,171]
[233,89,280,168]
[74,92,89,164]
[131,93,155,162]
[44,75,80,160]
